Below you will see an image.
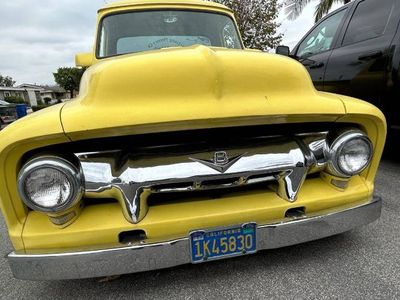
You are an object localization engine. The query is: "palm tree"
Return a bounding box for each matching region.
[284,0,351,23]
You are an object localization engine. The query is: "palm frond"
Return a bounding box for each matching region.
[284,0,351,22]
[283,0,313,20]
[314,0,349,22]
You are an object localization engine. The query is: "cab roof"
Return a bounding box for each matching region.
[99,0,231,13]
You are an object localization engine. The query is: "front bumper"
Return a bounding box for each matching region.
[7,197,381,281]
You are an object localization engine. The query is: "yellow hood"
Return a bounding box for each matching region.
[61,46,346,140]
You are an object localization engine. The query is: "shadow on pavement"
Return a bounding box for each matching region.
[382,130,400,162]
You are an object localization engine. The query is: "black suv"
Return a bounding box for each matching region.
[278,0,400,127]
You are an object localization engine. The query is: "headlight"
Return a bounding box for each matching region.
[17,157,84,213]
[327,130,373,177]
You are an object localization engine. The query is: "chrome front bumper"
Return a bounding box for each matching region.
[7,197,381,281]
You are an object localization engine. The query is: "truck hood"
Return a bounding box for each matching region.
[61,45,346,140]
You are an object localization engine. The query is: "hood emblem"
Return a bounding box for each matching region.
[190,151,244,173]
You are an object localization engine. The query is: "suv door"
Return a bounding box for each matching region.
[323,0,397,106]
[293,8,348,90]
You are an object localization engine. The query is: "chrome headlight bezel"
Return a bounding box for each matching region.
[326,130,373,178]
[17,156,84,213]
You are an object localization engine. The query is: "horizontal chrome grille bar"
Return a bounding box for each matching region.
[151,174,277,193]
[76,133,327,224]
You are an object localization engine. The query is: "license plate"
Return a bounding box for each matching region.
[190,223,257,263]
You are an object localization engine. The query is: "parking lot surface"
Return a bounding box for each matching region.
[0,141,399,299]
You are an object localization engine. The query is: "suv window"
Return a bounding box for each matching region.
[297,9,347,58]
[342,0,393,46]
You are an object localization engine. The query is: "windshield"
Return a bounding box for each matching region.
[98,10,242,58]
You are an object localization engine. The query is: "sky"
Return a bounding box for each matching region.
[0,0,342,85]
[278,0,342,49]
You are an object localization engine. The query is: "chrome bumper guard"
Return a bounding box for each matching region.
[7,197,381,281]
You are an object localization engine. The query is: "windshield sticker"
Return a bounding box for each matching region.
[117,36,212,54]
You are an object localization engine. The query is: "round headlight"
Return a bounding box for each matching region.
[327,130,373,177]
[18,157,84,213]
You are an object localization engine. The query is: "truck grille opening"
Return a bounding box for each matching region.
[21,122,358,224]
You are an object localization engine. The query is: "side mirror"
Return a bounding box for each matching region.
[75,52,93,67]
[275,46,290,56]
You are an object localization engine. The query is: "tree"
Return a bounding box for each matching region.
[212,0,283,51]
[53,67,85,98]
[43,97,52,105]
[284,0,351,23]
[0,74,16,87]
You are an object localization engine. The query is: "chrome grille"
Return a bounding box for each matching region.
[76,132,328,224]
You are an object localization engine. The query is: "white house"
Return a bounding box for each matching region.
[0,86,41,106]
[18,84,71,103]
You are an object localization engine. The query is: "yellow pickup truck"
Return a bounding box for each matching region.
[0,0,386,280]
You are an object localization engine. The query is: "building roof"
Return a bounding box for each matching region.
[1,85,44,92]
[18,83,45,90]
[15,84,67,93]
[99,0,230,12]
[0,86,27,92]
[41,85,67,93]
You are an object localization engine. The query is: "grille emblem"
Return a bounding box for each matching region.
[190,151,245,173]
[214,151,229,165]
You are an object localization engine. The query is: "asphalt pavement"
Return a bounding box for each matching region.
[0,140,399,299]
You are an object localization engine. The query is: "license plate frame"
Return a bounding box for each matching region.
[190,223,257,263]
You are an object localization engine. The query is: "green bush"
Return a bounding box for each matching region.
[37,99,44,106]
[32,105,49,112]
[4,96,25,104]
[43,97,52,105]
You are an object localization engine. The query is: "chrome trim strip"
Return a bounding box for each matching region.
[7,197,381,281]
[77,134,327,224]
